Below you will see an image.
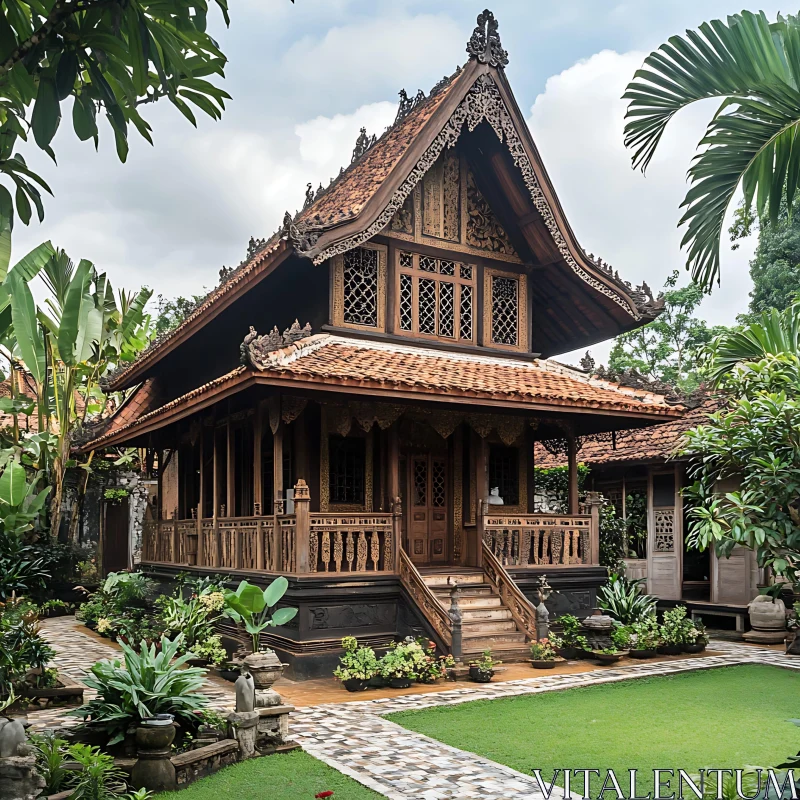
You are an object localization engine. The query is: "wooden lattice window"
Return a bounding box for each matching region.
[483,267,528,351]
[328,436,366,505]
[332,244,386,331]
[396,250,475,342]
[489,445,519,506]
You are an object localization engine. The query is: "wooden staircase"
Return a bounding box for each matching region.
[419,567,532,661]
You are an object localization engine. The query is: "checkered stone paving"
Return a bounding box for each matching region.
[30,618,800,799]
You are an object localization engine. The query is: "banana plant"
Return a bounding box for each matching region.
[0,457,50,537]
[223,578,298,653]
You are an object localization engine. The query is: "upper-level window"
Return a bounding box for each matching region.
[484,267,528,351]
[332,244,387,330]
[396,250,475,342]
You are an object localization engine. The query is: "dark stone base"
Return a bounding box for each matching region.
[508,565,608,619]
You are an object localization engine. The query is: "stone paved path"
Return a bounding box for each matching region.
[32,618,800,800]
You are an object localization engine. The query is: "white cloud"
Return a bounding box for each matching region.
[525,49,757,366]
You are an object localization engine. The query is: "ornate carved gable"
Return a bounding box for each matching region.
[387,148,519,261]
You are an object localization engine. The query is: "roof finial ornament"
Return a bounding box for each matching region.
[351,127,376,163]
[394,88,426,124]
[466,9,508,68]
[302,183,314,209]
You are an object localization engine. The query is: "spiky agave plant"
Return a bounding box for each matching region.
[597,573,657,625]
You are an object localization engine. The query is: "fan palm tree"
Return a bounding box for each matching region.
[624,10,800,290]
[707,298,800,382]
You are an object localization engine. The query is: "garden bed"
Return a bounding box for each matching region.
[388,664,800,797]
[22,673,85,709]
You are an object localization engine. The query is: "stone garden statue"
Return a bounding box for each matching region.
[487,487,504,505]
[0,716,45,800]
[235,672,256,713]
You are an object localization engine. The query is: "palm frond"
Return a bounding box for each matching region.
[624,11,800,289]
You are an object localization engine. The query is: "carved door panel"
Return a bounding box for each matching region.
[646,468,683,600]
[408,455,448,565]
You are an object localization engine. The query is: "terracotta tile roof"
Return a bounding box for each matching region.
[534,397,721,467]
[104,238,289,391]
[248,335,681,416]
[83,335,683,451]
[297,76,460,227]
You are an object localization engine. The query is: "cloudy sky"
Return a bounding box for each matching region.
[14,0,781,366]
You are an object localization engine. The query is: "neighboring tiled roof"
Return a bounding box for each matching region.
[534,397,721,467]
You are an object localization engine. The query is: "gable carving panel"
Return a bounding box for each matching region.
[465,168,516,256]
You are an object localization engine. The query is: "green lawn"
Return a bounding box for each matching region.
[389,664,800,797]
[158,749,381,800]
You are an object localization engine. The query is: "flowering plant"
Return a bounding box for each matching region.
[529,638,557,661]
[333,636,379,681]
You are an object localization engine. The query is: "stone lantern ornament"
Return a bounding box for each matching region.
[743,595,788,644]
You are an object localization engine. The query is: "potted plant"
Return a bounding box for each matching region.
[629,614,659,658]
[378,641,419,689]
[414,639,453,684]
[610,624,632,653]
[593,646,624,665]
[683,617,708,653]
[529,638,561,669]
[658,606,688,655]
[333,636,379,692]
[223,577,297,690]
[551,615,588,659]
[469,649,499,683]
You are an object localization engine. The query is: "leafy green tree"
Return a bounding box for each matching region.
[681,351,800,591]
[0,0,235,248]
[624,11,800,289]
[607,271,727,390]
[152,292,205,338]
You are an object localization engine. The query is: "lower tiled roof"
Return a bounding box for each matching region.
[534,397,721,467]
[81,335,683,451]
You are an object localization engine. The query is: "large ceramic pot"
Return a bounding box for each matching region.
[682,642,706,654]
[531,659,557,669]
[135,717,176,751]
[367,674,385,689]
[469,666,494,683]
[243,649,284,690]
[594,651,623,665]
[748,596,787,630]
[556,647,578,660]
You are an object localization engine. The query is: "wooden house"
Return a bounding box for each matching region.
[83,11,683,677]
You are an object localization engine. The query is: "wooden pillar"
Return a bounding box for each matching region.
[212,430,220,568]
[388,421,401,569]
[226,417,234,517]
[294,478,310,573]
[254,403,263,515]
[567,433,579,515]
[475,434,488,568]
[585,491,603,566]
[197,431,205,566]
[273,423,284,513]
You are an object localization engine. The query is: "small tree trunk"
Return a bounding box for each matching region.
[67,451,94,544]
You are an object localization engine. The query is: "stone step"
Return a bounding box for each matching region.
[461,607,513,621]
[462,646,533,663]
[431,585,494,597]
[461,632,528,649]
[436,593,501,610]
[421,572,486,587]
[461,619,518,633]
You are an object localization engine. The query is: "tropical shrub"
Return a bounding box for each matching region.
[599,502,627,572]
[630,614,661,651]
[413,638,453,683]
[72,634,208,745]
[611,625,632,651]
[0,610,55,696]
[598,573,657,624]
[550,614,589,651]
[333,636,379,682]
[190,635,227,666]
[660,605,694,646]
[223,578,298,653]
[67,744,128,800]
[31,731,70,795]
[378,640,427,680]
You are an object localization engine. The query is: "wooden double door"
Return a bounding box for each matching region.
[407,453,448,566]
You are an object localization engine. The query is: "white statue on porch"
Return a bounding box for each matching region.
[487,487,504,505]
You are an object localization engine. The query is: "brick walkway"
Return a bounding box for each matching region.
[31,617,800,800]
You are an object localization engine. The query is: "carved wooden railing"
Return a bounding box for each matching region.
[482,542,537,642]
[482,513,596,566]
[279,515,296,573]
[308,514,394,573]
[398,550,452,648]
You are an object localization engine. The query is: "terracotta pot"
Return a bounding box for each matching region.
[243,649,283,690]
[628,649,657,659]
[388,677,411,689]
[342,678,369,692]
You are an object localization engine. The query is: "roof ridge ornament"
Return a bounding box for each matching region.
[395,88,426,124]
[466,9,508,68]
[351,127,377,163]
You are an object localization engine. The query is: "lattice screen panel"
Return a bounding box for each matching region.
[342,248,379,327]
[418,278,437,334]
[438,281,455,338]
[491,275,519,346]
[399,274,413,331]
[432,461,446,507]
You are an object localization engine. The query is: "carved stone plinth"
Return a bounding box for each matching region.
[130,722,177,793]
[0,754,44,800]
[228,710,259,759]
[256,705,294,751]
